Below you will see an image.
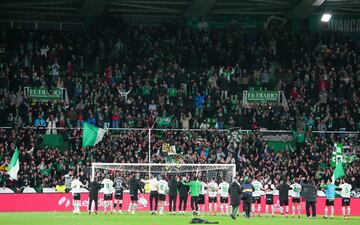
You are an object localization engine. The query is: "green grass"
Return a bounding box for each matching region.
[0,212,359,225]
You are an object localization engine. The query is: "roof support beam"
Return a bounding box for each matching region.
[182,0,217,18]
[110,2,181,14]
[0,1,69,7]
[79,0,106,16]
[110,1,187,6]
[285,0,323,19]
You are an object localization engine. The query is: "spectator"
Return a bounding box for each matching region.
[34,115,46,127]
[46,114,58,134]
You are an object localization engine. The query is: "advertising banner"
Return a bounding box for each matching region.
[187,16,267,30]
[261,130,294,152]
[1,193,360,215]
[243,91,280,104]
[309,15,360,33]
[24,87,67,102]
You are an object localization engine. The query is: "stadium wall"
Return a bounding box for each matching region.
[1,193,360,215]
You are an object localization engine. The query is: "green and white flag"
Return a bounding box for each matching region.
[332,162,345,182]
[82,122,107,147]
[8,147,19,180]
[157,116,173,126]
[331,143,343,167]
[227,129,242,143]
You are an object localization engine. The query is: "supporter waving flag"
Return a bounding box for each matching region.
[157,115,173,126]
[332,163,345,182]
[82,122,107,147]
[8,147,19,180]
[331,143,343,168]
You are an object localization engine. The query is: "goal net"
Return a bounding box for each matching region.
[91,163,236,184]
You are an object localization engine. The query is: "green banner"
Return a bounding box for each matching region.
[157,116,173,126]
[310,15,360,33]
[25,87,66,101]
[187,16,267,30]
[261,131,294,152]
[38,134,68,152]
[243,91,280,103]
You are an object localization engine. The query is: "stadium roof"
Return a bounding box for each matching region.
[0,0,360,25]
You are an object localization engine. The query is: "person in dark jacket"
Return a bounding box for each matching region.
[128,173,143,214]
[301,178,317,218]
[168,175,179,214]
[241,176,254,218]
[88,178,101,214]
[178,176,190,214]
[277,178,290,217]
[228,177,242,220]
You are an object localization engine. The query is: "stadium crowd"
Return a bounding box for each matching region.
[0,128,359,192]
[0,19,359,191]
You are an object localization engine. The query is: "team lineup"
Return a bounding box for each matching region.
[70,173,353,220]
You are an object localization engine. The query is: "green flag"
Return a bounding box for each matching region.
[332,163,345,182]
[157,116,173,126]
[331,143,343,167]
[82,122,107,147]
[8,147,19,180]
[331,150,337,167]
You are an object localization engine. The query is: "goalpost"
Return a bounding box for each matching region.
[91,163,236,184]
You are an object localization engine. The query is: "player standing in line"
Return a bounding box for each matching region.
[167,175,179,215]
[182,176,202,216]
[88,177,101,214]
[141,175,159,215]
[102,175,114,214]
[128,173,143,214]
[218,179,230,216]
[320,179,336,219]
[198,179,207,215]
[251,177,263,217]
[277,178,290,218]
[157,175,168,215]
[338,179,352,220]
[178,176,190,215]
[71,176,84,214]
[207,179,219,216]
[264,182,275,217]
[113,173,127,214]
[290,178,302,218]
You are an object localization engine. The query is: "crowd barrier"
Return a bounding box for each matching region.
[1,193,359,215]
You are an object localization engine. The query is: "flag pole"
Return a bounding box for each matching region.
[148,128,151,177]
[148,117,159,177]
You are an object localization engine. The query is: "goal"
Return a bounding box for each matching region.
[91,163,236,184]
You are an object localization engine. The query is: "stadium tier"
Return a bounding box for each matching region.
[0,3,359,220]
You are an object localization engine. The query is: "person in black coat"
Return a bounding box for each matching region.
[228,177,242,220]
[168,175,179,214]
[178,176,190,214]
[301,178,317,218]
[88,178,101,214]
[277,178,290,217]
[128,173,143,214]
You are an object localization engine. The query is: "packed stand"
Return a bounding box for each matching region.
[0,26,359,132]
[0,127,359,192]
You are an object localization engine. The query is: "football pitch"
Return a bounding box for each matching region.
[0,212,359,225]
